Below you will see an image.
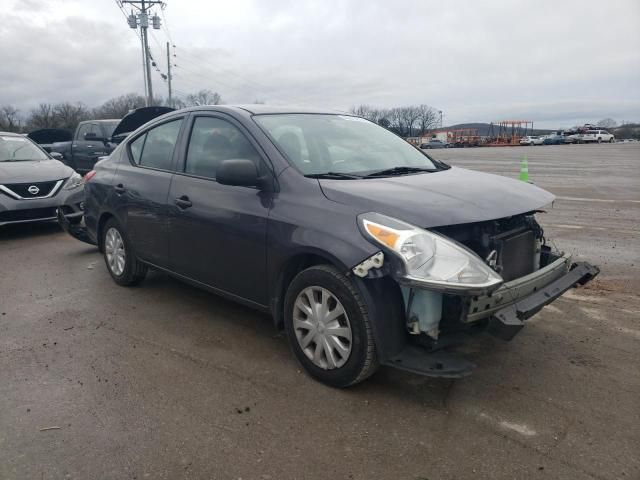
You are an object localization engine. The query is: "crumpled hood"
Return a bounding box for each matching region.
[0,160,72,184]
[319,166,555,227]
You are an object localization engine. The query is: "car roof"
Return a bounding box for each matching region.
[0,131,21,137]
[185,104,349,116]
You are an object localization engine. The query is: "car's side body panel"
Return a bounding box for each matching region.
[71,106,599,381]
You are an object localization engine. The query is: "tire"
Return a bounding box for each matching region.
[284,265,378,388]
[609,138,614,143]
[598,138,602,143]
[102,217,147,286]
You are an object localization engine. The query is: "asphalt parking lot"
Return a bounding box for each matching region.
[1,143,639,480]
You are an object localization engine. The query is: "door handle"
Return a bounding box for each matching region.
[174,195,192,209]
[114,184,125,194]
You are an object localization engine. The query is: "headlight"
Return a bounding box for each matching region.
[358,212,503,292]
[63,172,83,190]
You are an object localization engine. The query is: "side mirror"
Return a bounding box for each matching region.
[216,159,260,187]
[84,132,104,142]
[50,151,64,161]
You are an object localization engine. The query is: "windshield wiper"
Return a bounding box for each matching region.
[305,172,363,180]
[363,166,435,178]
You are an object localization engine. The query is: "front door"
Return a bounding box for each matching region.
[168,114,272,305]
[112,117,185,268]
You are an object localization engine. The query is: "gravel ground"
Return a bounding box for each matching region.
[1,143,638,480]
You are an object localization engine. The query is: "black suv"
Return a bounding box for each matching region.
[64,105,598,387]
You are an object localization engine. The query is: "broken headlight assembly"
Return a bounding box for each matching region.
[358,212,503,293]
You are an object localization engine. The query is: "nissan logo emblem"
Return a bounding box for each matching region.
[27,185,40,195]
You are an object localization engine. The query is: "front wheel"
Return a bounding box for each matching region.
[102,218,147,286]
[284,265,378,387]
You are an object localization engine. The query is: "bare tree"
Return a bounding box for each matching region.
[93,93,148,119]
[171,97,188,109]
[185,89,223,106]
[26,103,57,130]
[0,105,22,132]
[350,105,389,125]
[388,108,406,136]
[350,103,440,137]
[416,104,439,135]
[401,106,422,137]
[54,102,90,131]
[596,118,618,129]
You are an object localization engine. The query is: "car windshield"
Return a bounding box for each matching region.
[253,114,439,176]
[0,135,49,162]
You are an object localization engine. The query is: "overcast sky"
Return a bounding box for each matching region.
[2,0,639,127]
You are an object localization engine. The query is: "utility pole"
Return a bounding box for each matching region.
[166,42,172,108]
[140,33,148,102]
[122,0,164,106]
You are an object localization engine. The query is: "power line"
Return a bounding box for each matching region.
[176,49,278,98]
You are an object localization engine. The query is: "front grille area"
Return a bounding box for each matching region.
[0,207,58,223]
[1,179,62,198]
[434,214,544,282]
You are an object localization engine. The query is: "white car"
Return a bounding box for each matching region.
[579,130,615,143]
[520,136,544,146]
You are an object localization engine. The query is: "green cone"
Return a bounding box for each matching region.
[519,155,529,182]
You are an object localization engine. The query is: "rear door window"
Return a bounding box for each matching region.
[133,119,183,171]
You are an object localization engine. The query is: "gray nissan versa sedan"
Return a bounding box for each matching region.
[58,106,598,387]
[0,132,84,226]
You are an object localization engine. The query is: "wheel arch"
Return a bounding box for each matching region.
[270,249,408,364]
[270,249,349,330]
[96,211,115,253]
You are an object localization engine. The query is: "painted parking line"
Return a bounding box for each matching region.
[556,196,640,204]
[545,224,638,235]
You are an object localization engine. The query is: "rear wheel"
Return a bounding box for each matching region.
[609,138,614,143]
[284,265,378,387]
[598,138,602,143]
[102,218,147,286]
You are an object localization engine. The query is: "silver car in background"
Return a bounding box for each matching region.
[0,132,84,226]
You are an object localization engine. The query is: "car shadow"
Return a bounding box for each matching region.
[0,221,63,241]
[137,270,459,405]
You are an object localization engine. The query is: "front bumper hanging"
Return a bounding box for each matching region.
[379,260,599,379]
[56,208,97,246]
[488,261,599,340]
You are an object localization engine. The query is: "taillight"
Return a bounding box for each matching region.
[84,170,97,182]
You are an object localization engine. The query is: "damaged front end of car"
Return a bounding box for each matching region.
[350,211,599,378]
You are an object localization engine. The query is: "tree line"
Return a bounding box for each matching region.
[0,89,223,133]
[350,104,441,137]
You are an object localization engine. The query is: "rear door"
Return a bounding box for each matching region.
[168,113,272,305]
[112,116,186,268]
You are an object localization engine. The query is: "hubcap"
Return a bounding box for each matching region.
[105,227,126,276]
[293,286,352,370]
